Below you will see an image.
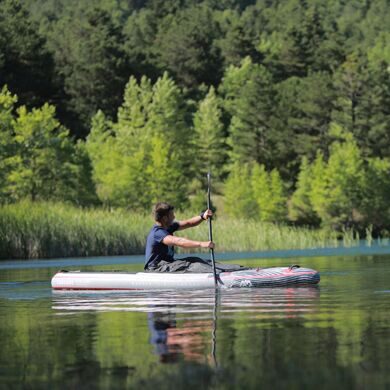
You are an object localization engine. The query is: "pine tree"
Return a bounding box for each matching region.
[0,0,56,108]
[251,163,269,221]
[47,7,129,135]
[324,137,365,229]
[116,76,153,152]
[221,57,275,166]
[289,156,319,225]
[86,73,190,210]
[224,162,256,219]
[361,157,390,231]
[310,136,365,230]
[192,86,226,185]
[288,72,335,160]
[331,54,368,150]
[268,169,287,222]
[308,151,328,225]
[251,164,286,223]
[153,5,223,88]
[359,60,390,159]
[147,135,187,207]
[86,110,119,205]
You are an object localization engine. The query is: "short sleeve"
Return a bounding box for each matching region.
[168,222,180,234]
[154,227,171,243]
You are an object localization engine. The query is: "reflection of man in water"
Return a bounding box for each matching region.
[148,312,178,363]
[148,312,209,363]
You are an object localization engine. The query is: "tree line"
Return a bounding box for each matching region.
[0,0,389,234]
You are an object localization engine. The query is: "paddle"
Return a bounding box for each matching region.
[207,172,218,287]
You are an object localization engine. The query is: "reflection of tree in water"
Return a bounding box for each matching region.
[148,312,212,364]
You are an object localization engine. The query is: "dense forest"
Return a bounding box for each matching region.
[0,0,389,234]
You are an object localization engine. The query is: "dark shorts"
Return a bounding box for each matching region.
[145,257,248,273]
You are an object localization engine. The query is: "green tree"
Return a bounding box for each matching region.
[221,57,275,167]
[259,5,344,80]
[332,54,390,159]
[287,72,335,160]
[87,73,190,210]
[71,141,99,206]
[153,5,223,88]
[116,76,153,150]
[312,136,365,230]
[147,135,187,206]
[86,110,119,205]
[122,9,159,80]
[146,73,189,207]
[5,103,84,202]
[147,73,188,149]
[0,86,18,202]
[252,164,286,223]
[251,163,268,221]
[358,60,390,159]
[192,86,227,185]
[308,151,328,225]
[224,162,256,219]
[289,156,319,226]
[0,0,56,108]
[361,157,390,232]
[87,109,149,209]
[214,9,261,68]
[47,7,129,136]
[331,54,367,146]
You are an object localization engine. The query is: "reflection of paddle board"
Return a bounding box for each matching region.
[51,266,320,290]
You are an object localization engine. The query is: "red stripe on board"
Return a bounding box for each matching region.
[52,287,143,291]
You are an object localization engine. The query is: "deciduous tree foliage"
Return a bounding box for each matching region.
[0,86,95,204]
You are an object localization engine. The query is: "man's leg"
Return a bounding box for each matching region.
[146,258,249,273]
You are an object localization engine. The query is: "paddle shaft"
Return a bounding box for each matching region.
[207,172,218,287]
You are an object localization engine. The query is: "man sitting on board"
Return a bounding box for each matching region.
[144,202,247,273]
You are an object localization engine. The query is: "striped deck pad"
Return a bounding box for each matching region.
[221,267,320,288]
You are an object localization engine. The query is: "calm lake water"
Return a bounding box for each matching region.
[1,251,390,389]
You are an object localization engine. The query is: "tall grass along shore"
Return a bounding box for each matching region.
[0,201,369,260]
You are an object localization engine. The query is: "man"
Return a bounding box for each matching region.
[144,202,247,273]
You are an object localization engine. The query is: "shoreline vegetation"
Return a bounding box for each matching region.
[1,2,390,242]
[0,201,384,261]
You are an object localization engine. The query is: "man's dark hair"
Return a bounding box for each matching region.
[153,202,174,222]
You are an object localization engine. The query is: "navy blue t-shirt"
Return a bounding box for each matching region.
[145,222,180,269]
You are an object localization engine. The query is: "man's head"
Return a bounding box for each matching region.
[153,202,175,224]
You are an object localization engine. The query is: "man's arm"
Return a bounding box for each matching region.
[162,235,214,249]
[177,209,213,230]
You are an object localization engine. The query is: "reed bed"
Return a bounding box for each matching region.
[0,201,365,260]
[177,218,344,254]
[0,201,149,259]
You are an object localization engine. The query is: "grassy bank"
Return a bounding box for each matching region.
[0,201,149,260]
[0,201,366,260]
